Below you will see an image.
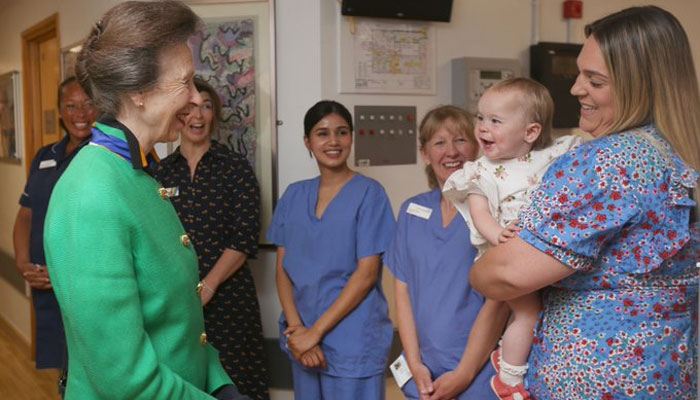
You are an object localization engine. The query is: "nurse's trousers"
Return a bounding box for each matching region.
[291,362,385,400]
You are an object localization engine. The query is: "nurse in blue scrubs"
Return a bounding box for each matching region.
[385,106,509,400]
[267,100,395,399]
[12,77,96,370]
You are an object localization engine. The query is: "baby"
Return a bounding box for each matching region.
[444,77,582,399]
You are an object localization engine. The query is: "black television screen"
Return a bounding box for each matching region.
[341,0,453,22]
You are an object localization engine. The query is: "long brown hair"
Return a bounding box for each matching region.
[585,6,700,208]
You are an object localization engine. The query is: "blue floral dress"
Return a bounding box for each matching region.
[518,125,698,399]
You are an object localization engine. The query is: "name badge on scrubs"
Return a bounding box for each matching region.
[164,187,180,197]
[406,202,432,220]
[390,354,412,388]
[39,159,57,169]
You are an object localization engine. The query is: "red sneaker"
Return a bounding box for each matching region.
[490,375,531,400]
[490,348,501,374]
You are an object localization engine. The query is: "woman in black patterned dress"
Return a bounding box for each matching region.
[154,77,270,400]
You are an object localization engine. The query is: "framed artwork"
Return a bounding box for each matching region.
[0,71,22,163]
[186,0,277,244]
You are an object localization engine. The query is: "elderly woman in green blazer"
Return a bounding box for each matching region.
[43,2,248,399]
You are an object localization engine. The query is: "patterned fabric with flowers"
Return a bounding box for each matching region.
[519,125,699,399]
[444,135,582,257]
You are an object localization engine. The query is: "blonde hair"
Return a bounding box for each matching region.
[419,105,476,189]
[585,6,700,209]
[489,77,554,150]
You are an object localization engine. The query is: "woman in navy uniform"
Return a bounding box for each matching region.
[12,76,96,370]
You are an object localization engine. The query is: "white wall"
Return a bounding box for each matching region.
[274,0,323,192]
[318,0,536,214]
[0,0,699,380]
[290,0,700,216]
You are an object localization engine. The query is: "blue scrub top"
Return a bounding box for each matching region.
[267,174,396,378]
[19,134,86,369]
[385,189,496,398]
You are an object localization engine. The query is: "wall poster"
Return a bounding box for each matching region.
[0,71,22,163]
[339,18,436,95]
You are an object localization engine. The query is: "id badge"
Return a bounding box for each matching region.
[406,202,432,219]
[39,159,57,169]
[164,186,180,197]
[389,354,412,388]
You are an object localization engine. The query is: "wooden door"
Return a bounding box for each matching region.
[22,14,60,175]
[39,37,60,146]
[20,13,60,360]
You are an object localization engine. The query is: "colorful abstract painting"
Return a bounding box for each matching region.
[188,17,257,165]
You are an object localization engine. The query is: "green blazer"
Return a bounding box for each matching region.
[44,142,232,399]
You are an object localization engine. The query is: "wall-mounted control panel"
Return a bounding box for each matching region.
[354,105,417,167]
[452,57,521,113]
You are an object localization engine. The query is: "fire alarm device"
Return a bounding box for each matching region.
[563,0,583,19]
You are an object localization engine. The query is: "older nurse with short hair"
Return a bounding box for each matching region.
[386,105,508,400]
[471,6,699,399]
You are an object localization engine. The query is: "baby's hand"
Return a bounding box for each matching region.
[498,221,521,243]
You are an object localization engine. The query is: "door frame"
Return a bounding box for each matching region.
[20,12,60,359]
[21,13,60,175]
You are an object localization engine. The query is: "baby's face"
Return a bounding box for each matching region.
[474,89,537,161]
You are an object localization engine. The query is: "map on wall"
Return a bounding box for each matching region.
[188,17,257,165]
[340,19,436,95]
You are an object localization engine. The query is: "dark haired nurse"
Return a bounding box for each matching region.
[13,76,96,372]
[267,100,396,399]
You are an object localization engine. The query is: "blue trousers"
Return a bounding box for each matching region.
[291,362,385,400]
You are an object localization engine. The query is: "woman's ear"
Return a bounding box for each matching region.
[419,146,430,166]
[524,122,542,144]
[128,92,145,109]
[304,136,313,158]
